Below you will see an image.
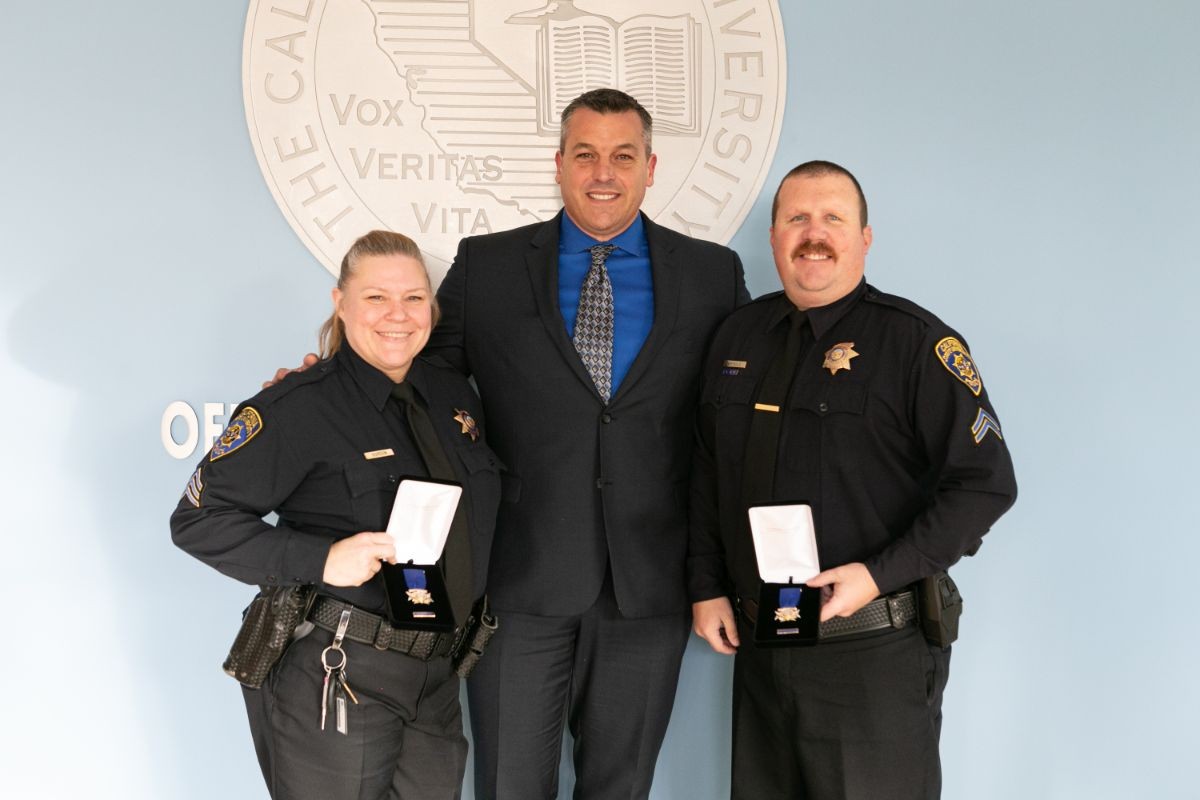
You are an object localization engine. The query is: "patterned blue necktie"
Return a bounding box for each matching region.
[573,244,617,402]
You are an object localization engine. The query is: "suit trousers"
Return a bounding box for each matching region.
[243,627,467,800]
[731,622,951,800]
[467,574,690,800]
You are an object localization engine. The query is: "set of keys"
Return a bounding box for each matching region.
[320,609,360,735]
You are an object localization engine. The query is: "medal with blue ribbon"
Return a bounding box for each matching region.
[774,586,802,622]
[403,568,434,606]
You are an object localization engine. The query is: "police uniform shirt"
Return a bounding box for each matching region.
[171,345,501,615]
[689,281,1018,603]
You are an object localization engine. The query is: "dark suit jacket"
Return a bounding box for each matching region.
[429,212,748,617]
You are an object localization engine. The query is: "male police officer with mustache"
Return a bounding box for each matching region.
[690,161,1017,799]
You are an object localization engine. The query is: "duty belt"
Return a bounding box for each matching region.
[740,590,918,640]
[309,596,454,660]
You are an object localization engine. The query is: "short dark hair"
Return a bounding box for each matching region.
[771,160,869,227]
[559,88,653,156]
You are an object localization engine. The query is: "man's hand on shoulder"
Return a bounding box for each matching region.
[807,563,880,622]
[692,596,740,655]
[263,353,320,389]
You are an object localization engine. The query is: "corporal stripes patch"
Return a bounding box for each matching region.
[183,466,204,508]
[971,408,1003,444]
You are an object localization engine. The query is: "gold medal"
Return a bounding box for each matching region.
[774,606,800,622]
[822,342,859,375]
[405,588,434,605]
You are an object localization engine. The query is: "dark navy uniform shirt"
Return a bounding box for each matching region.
[171,345,501,615]
[689,281,1018,602]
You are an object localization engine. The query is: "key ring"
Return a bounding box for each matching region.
[321,607,355,671]
[321,645,347,672]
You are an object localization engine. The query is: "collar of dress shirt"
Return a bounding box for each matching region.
[559,210,649,258]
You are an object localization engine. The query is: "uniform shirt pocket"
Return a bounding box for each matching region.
[703,373,758,407]
[791,381,868,417]
[342,459,402,531]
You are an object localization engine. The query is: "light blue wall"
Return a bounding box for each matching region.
[2,1,1197,797]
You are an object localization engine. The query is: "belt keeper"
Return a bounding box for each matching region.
[372,621,393,651]
[887,595,903,629]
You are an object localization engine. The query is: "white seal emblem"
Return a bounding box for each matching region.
[243,0,787,280]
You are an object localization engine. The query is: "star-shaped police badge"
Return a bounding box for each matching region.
[822,342,859,375]
[453,409,479,441]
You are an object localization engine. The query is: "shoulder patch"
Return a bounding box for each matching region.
[935,337,982,396]
[210,407,264,461]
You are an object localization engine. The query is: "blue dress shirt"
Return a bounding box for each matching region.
[558,213,655,396]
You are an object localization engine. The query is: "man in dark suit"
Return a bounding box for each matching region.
[428,89,748,799]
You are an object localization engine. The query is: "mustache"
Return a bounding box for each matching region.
[792,241,834,259]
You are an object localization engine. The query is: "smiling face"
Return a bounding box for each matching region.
[770,172,873,310]
[555,108,656,241]
[332,253,433,382]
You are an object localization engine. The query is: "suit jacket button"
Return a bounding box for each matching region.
[601,413,612,424]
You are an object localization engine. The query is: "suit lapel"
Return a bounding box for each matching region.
[611,215,682,401]
[526,215,600,395]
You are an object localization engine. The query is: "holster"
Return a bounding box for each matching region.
[917,571,962,648]
[223,585,316,689]
[449,596,498,679]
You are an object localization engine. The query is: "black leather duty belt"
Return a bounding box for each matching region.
[309,596,453,660]
[740,590,918,640]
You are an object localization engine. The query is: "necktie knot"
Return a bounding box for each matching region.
[390,381,416,406]
[589,244,617,264]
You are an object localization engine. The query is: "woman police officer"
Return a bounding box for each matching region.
[171,230,500,799]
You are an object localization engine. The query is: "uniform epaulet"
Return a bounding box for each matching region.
[716,290,785,330]
[418,353,457,373]
[745,290,786,308]
[861,285,944,330]
[245,357,340,411]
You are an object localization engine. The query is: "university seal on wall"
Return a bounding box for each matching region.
[242,0,787,279]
